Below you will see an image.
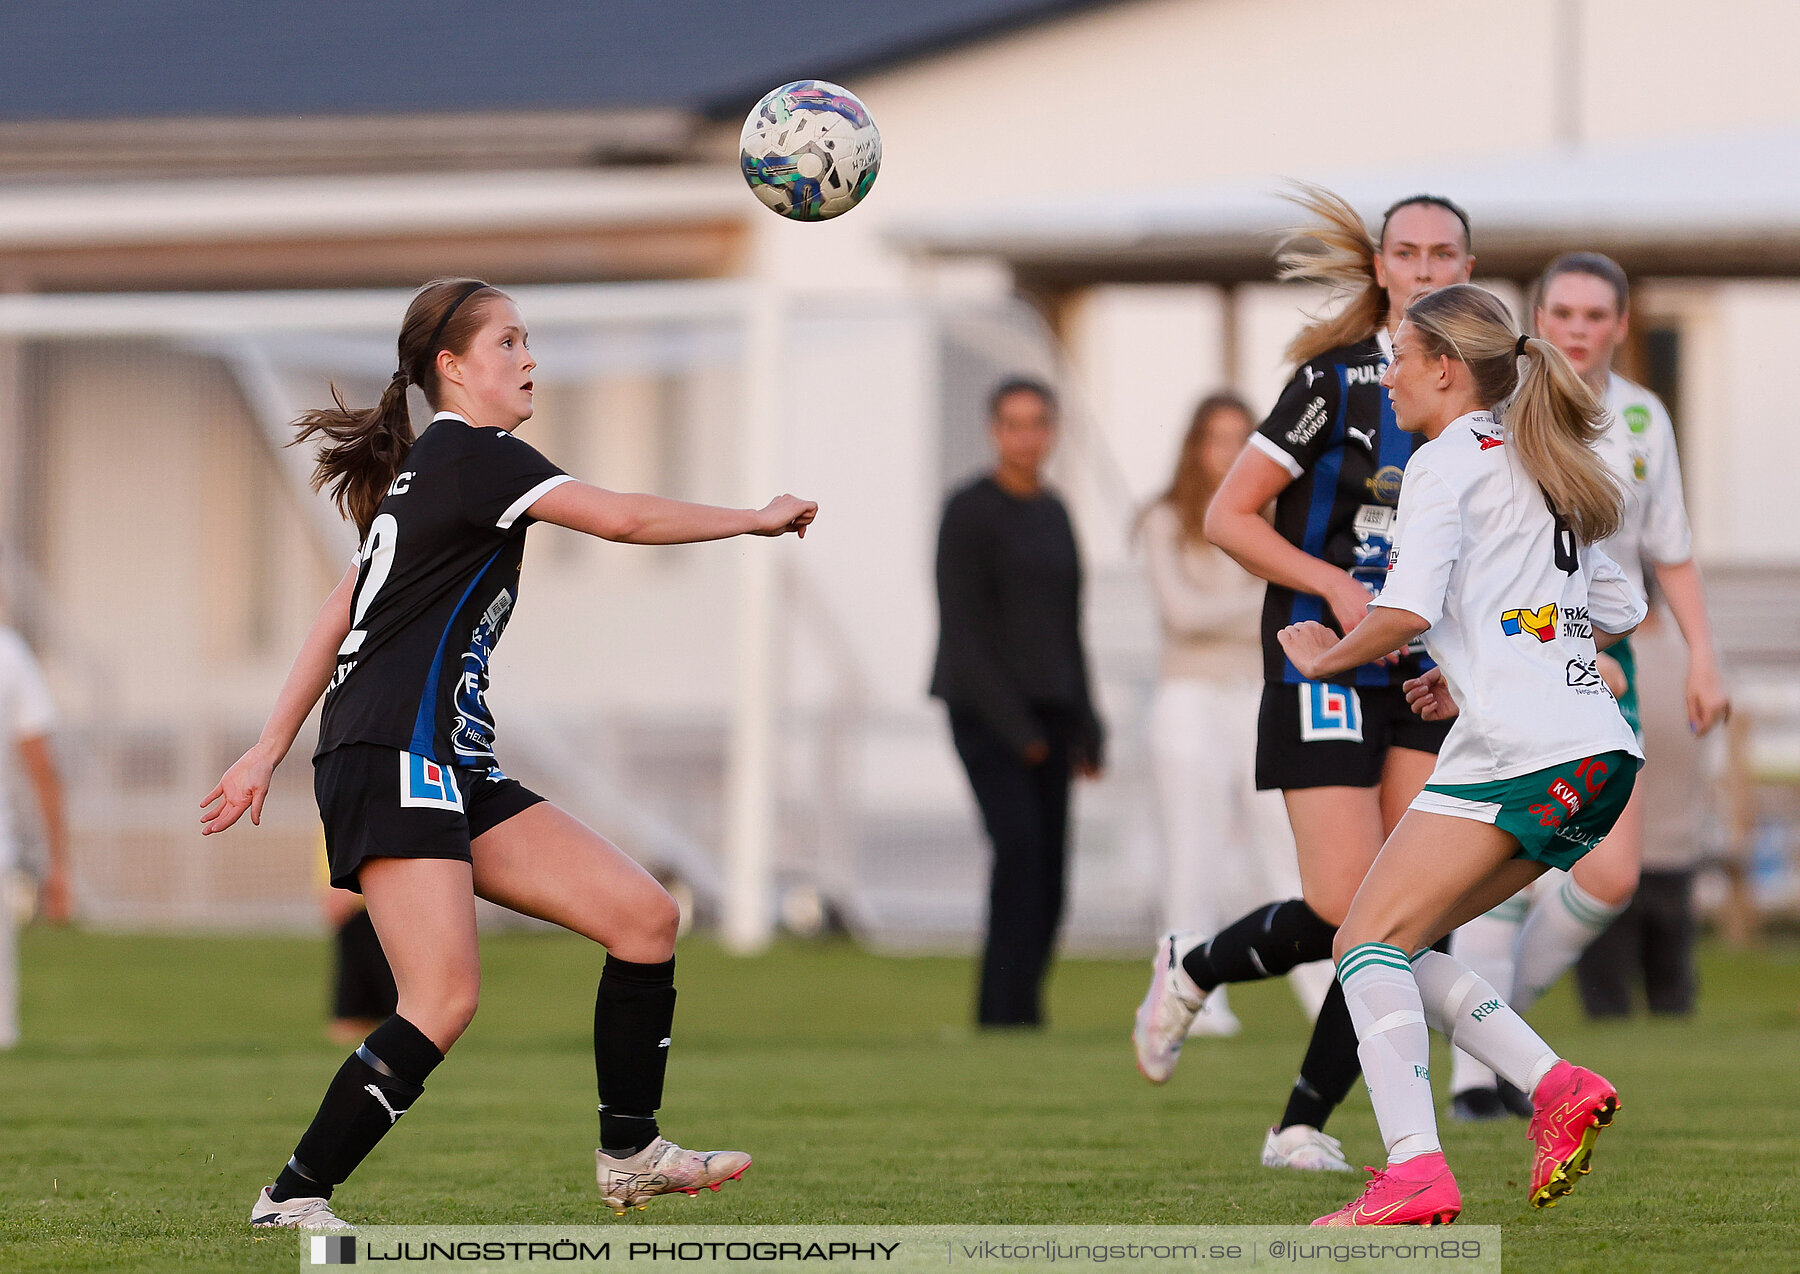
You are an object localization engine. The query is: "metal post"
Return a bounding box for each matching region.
[1219,282,1242,392]
[721,285,780,954]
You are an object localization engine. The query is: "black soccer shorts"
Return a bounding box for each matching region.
[314,743,545,891]
[1255,681,1450,791]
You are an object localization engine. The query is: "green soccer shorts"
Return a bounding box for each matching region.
[1413,750,1641,871]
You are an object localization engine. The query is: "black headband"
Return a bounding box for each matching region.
[1515,334,1530,358]
[414,281,488,377]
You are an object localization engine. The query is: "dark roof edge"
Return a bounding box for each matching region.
[697,0,1123,118]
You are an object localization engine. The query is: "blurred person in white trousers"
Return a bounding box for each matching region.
[1141,394,1334,1035]
[0,623,68,1048]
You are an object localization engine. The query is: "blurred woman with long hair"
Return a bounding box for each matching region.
[1141,393,1332,1035]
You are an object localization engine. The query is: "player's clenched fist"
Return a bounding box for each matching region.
[753,494,818,537]
[1402,666,1459,722]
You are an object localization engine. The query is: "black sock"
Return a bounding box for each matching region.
[595,954,676,1156]
[1278,978,1362,1132]
[269,1015,444,1202]
[1181,900,1337,992]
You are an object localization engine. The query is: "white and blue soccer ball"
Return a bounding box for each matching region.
[739,81,881,222]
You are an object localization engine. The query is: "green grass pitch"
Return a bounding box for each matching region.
[1,929,1795,1272]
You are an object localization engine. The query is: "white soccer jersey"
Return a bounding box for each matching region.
[1593,374,1693,599]
[0,627,56,868]
[1372,411,1644,785]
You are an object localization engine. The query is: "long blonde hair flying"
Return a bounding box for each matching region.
[1276,184,1473,366]
[1276,184,1384,365]
[1403,284,1623,543]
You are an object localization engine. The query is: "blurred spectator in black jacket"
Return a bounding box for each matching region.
[931,377,1103,1028]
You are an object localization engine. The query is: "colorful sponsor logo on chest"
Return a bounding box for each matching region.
[1500,604,1558,642]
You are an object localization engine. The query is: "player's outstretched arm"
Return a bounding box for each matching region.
[201,563,358,835]
[527,482,816,545]
[1278,608,1428,684]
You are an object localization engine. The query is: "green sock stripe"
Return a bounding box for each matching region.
[1337,943,1409,970]
[1559,880,1614,927]
[1339,941,1406,964]
[1338,954,1413,981]
[1408,948,1433,964]
[1488,896,1530,923]
[1337,943,1412,980]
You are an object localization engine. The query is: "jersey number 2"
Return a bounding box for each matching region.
[340,513,398,656]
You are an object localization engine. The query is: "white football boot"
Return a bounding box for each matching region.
[249,1186,353,1229]
[597,1137,752,1215]
[1132,932,1207,1082]
[1261,1124,1353,1173]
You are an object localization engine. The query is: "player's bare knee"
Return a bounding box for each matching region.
[400,975,480,1048]
[636,886,681,955]
[595,883,679,961]
[434,989,480,1046]
[1576,858,1638,907]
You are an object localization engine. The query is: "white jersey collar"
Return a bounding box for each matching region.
[1448,408,1498,434]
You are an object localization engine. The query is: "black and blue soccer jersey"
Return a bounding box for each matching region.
[1246,336,1431,687]
[315,412,572,766]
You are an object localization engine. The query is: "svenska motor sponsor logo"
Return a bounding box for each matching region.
[1284,395,1330,448]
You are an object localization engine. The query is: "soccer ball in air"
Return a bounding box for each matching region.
[739,81,881,221]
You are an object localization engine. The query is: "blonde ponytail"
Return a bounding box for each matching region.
[1276,183,1384,365]
[1404,284,1622,543]
[1510,334,1623,543]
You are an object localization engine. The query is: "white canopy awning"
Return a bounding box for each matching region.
[890,130,1800,285]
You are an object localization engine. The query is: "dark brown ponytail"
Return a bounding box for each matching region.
[293,277,501,536]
